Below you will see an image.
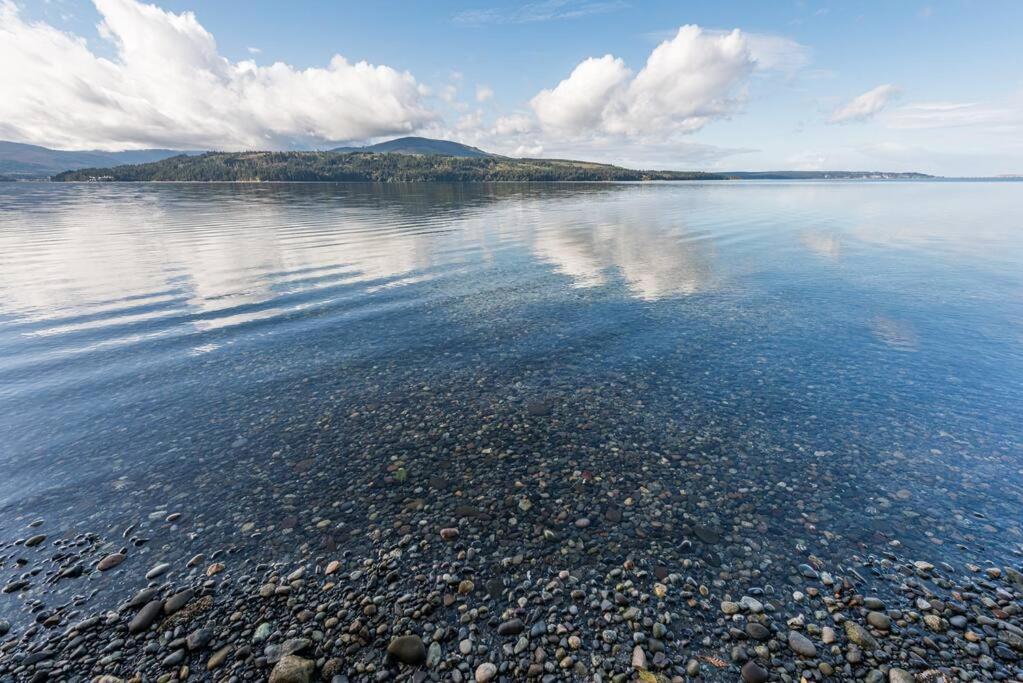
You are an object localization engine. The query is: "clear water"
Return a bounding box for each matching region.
[1,181,1022,621]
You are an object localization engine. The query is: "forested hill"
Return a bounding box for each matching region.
[330,137,493,158]
[52,151,726,182]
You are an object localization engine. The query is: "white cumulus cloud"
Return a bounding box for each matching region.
[530,25,756,138]
[493,114,537,136]
[475,84,494,102]
[0,0,435,150]
[829,84,901,124]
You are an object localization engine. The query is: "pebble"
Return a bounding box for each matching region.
[788,630,817,657]
[128,599,163,634]
[844,620,878,649]
[474,662,497,682]
[269,655,315,683]
[867,611,891,630]
[387,635,427,665]
[207,645,232,670]
[496,618,523,635]
[145,562,170,579]
[746,622,771,641]
[889,668,915,683]
[631,645,646,669]
[163,588,193,614]
[97,553,125,571]
[741,660,770,683]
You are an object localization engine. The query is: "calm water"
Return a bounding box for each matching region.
[1,181,1022,624]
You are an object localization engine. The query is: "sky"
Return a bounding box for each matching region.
[2,0,1021,175]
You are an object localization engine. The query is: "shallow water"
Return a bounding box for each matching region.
[1,181,1022,629]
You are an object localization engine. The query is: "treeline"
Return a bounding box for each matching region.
[52,152,727,183]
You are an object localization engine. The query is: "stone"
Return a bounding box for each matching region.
[164,589,194,614]
[269,655,315,683]
[127,587,159,608]
[474,662,497,683]
[254,622,273,643]
[497,618,523,635]
[25,534,46,547]
[207,645,231,670]
[686,659,701,676]
[889,669,914,683]
[128,600,163,634]
[721,601,741,615]
[844,621,878,649]
[186,628,213,651]
[867,611,891,631]
[746,622,771,641]
[631,645,647,669]
[440,528,459,541]
[693,525,721,544]
[741,660,769,683]
[426,641,442,667]
[740,596,764,613]
[387,635,427,665]
[145,562,170,579]
[97,553,125,571]
[788,630,817,657]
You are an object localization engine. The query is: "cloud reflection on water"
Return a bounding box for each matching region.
[0,184,717,339]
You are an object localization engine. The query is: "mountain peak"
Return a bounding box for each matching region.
[332,137,494,158]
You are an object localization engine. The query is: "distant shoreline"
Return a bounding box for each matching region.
[11,177,1022,184]
[46,150,939,184]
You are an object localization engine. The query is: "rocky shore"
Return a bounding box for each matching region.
[2,368,1022,682]
[4,512,1023,682]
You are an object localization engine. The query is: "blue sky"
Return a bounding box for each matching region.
[4,0,1022,174]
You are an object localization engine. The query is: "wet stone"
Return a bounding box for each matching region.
[845,620,878,649]
[128,600,163,634]
[186,628,213,651]
[145,562,170,579]
[867,611,891,631]
[97,553,125,571]
[475,662,497,682]
[269,655,315,683]
[746,622,771,641]
[163,588,194,614]
[693,525,721,544]
[497,618,523,636]
[741,660,770,683]
[24,534,46,547]
[788,630,817,657]
[387,635,427,666]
